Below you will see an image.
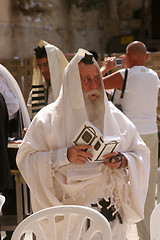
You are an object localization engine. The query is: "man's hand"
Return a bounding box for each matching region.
[119,54,128,68]
[103,152,128,169]
[67,145,93,164]
[22,128,28,138]
[100,57,117,76]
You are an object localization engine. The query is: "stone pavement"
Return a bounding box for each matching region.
[126,176,160,240]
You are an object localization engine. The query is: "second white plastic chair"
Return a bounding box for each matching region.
[150,203,160,240]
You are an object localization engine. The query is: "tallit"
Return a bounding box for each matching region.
[17,49,150,225]
[29,40,68,118]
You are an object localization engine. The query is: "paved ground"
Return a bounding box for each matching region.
[126,178,160,240]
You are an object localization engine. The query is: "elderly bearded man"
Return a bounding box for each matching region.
[16,49,150,240]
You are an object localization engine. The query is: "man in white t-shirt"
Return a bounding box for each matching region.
[101,41,160,240]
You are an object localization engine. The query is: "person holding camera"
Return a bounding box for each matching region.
[0,64,30,240]
[101,41,160,240]
[16,49,150,240]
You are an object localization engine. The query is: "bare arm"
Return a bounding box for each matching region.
[103,71,124,90]
[67,144,93,164]
[100,57,117,76]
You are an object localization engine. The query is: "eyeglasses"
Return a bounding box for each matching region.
[82,76,100,86]
[37,62,49,69]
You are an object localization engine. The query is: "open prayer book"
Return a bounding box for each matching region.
[72,121,121,162]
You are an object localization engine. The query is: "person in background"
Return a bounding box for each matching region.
[27,40,68,119]
[0,93,14,240]
[0,64,30,139]
[16,49,150,240]
[0,93,12,193]
[0,64,30,240]
[101,41,160,240]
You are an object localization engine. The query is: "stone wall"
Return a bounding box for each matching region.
[0,0,151,58]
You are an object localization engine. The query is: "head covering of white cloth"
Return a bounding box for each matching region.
[0,64,30,128]
[31,40,68,115]
[33,40,68,98]
[17,49,150,225]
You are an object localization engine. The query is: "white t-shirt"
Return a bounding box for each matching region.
[113,66,160,135]
[0,75,19,120]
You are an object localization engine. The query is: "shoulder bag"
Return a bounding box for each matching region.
[111,68,128,112]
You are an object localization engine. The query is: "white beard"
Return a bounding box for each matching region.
[83,88,105,134]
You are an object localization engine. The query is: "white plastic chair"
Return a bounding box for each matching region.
[0,195,5,213]
[11,205,112,240]
[150,203,160,240]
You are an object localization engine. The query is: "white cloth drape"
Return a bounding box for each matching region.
[32,40,68,101]
[28,40,68,119]
[17,49,150,230]
[0,75,19,120]
[0,64,30,127]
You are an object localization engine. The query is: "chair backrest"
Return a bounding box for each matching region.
[11,205,112,240]
[150,203,160,240]
[0,195,5,212]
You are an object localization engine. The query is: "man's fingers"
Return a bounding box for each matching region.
[78,150,93,159]
[74,144,93,159]
[103,152,118,159]
[76,144,92,150]
[67,144,93,163]
[105,161,121,169]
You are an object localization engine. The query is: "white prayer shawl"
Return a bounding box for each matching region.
[0,64,30,128]
[17,49,150,227]
[29,40,68,118]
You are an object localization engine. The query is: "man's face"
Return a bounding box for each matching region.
[37,57,50,82]
[79,62,101,102]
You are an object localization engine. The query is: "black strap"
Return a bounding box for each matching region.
[109,152,123,169]
[45,86,49,105]
[120,68,128,99]
[111,68,128,102]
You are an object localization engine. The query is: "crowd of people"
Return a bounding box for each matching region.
[0,40,159,240]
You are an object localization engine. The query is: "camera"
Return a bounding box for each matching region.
[115,58,123,66]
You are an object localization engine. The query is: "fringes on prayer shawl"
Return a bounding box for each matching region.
[91,197,121,223]
[52,163,131,220]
